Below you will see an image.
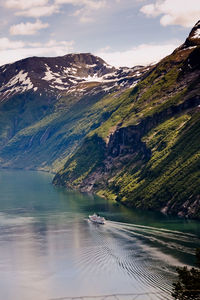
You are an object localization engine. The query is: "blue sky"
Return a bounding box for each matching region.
[0,0,199,67]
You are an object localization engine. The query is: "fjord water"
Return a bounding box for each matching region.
[0,170,199,300]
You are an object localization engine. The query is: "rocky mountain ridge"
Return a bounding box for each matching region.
[0,53,149,102]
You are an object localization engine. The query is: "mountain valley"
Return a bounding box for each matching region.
[0,21,200,219]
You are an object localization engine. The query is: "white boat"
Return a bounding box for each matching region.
[89,213,105,224]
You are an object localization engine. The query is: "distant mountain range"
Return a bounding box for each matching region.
[1,21,200,219]
[0,53,150,102]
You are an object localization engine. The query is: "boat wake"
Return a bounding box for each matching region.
[73,219,200,300]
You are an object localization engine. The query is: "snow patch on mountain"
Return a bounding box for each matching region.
[6,70,33,89]
[82,74,104,82]
[85,64,97,68]
[192,28,200,39]
[0,70,34,101]
[43,65,57,81]
[0,53,152,102]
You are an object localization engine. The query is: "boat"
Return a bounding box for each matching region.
[89,213,105,224]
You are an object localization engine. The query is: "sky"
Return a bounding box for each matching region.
[0,0,200,67]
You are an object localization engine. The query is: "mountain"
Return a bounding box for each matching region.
[0,53,148,102]
[53,21,200,219]
[0,53,149,171]
[0,21,199,219]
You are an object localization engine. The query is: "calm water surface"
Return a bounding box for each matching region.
[0,170,199,300]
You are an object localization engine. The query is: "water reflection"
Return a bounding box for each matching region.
[0,170,199,300]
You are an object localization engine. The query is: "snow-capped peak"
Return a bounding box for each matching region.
[0,53,150,102]
[192,28,200,39]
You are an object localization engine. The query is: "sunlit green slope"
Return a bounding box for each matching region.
[53,22,200,218]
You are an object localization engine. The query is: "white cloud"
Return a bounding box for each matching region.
[4,0,59,18]
[4,0,49,10]
[0,38,74,66]
[0,37,25,50]
[96,41,181,67]
[98,45,111,52]
[10,20,49,36]
[140,0,200,28]
[55,0,107,23]
[55,0,106,9]
[15,5,59,18]
[3,0,119,21]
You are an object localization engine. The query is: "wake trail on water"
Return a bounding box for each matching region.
[78,219,200,299]
[107,221,199,255]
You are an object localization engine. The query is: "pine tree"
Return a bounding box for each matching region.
[172,248,200,300]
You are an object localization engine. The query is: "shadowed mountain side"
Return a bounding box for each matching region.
[0,54,149,171]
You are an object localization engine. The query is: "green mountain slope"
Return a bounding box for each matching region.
[53,21,200,219]
[0,91,109,171]
[0,54,147,172]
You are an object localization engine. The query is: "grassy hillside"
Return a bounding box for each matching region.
[0,53,147,172]
[105,111,200,219]
[0,86,137,172]
[53,43,200,219]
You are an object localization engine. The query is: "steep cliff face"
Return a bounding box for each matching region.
[53,21,200,219]
[0,53,148,171]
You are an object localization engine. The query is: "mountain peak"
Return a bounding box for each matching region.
[180,19,200,50]
[0,52,149,102]
[63,52,107,65]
